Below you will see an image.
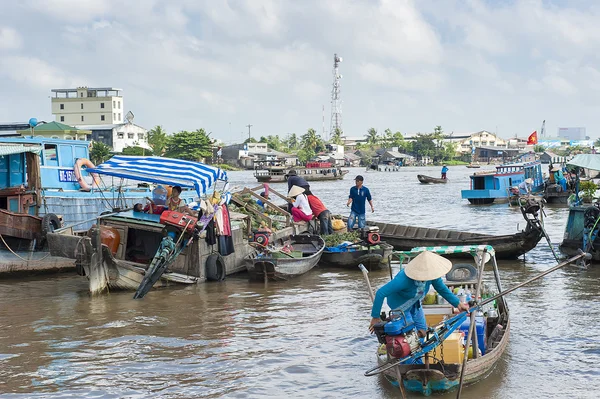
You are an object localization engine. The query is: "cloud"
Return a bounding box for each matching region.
[357,62,444,92]
[0,27,22,50]
[0,56,84,88]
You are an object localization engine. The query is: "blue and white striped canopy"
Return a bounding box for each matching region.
[88,156,228,196]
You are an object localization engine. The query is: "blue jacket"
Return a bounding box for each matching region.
[371,269,460,318]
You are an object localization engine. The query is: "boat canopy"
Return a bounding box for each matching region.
[395,245,496,259]
[88,156,228,197]
[567,154,600,171]
[0,143,43,156]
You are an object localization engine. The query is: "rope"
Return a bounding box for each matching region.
[0,234,51,262]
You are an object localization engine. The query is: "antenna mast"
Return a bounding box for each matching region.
[330,53,343,140]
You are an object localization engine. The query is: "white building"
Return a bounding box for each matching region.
[79,122,150,153]
[442,131,508,154]
[51,87,124,125]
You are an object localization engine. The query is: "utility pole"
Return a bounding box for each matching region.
[247,124,253,141]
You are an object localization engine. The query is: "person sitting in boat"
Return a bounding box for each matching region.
[368,251,469,338]
[552,166,567,192]
[256,191,269,209]
[167,185,193,215]
[133,198,166,214]
[441,165,449,179]
[518,178,534,195]
[288,185,313,223]
[305,189,333,235]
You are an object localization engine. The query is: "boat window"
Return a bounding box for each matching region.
[74,145,87,160]
[44,144,58,166]
[59,145,74,167]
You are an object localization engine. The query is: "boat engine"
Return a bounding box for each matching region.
[250,230,270,247]
[360,227,381,246]
[160,211,198,234]
[373,310,421,360]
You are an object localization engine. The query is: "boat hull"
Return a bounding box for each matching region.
[417,175,447,184]
[245,234,324,281]
[0,209,42,240]
[320,243,393,270]
[255,170,349,183]
[365,220,542,260]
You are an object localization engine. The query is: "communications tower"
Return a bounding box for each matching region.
[329,53,343,139]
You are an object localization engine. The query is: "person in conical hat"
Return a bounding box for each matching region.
[518,178,534,195]
[369,251,469,336]
[288,185,313,222]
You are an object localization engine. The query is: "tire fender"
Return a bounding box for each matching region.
[205,253,226,281]
[38,213,61,249]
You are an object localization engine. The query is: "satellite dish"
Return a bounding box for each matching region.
[125,111,134,123]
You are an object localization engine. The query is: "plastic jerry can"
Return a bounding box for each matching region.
[459,316,486,355]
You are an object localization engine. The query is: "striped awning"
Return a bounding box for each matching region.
[0,144,43,156]
[88,156,228,197]
[396,245,496,257]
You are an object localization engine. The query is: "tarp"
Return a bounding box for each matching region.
[567,154,600,171]
[0,144,42,156]
[88,156,228,197]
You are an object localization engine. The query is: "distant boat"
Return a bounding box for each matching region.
[254,161,348,183]
[466,163,481,168]
[461,161,544,205]
[417,174,448,184]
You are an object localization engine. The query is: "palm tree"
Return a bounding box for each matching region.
[302,128,321,151]
[366,127,378,148]
[330,128,343,145]
[148,125,167,155]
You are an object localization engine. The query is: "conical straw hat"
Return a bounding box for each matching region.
[404,251,452,281]
[288,185,305,197]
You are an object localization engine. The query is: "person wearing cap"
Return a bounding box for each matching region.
[518,178,534,195]
[285,169,310,192]
[441,164,449,179]
[552,165,567,192]
[346,175,373,229]
[288,185,313,222]
[369,251,469,336]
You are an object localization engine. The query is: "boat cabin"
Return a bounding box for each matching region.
[461,161,543,204]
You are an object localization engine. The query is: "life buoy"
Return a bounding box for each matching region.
[73,158,100,191]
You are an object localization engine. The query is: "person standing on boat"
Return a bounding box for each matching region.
[288,185,313,222]
[305,190,333,235]
[368,251,470,337]
[346,175,373,229]
[552,166,567,192]
[518,178,533,195]
[441,165,449,179]
[286,169,310,192]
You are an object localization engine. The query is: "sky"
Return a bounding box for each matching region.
[1,0,600,144]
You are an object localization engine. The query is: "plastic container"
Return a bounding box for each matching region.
[459,316,487,355]
[152,185,168,205]
[431,332,464,364]
[99,226,120,255]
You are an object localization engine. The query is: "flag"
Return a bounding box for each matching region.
[527,131,538,145]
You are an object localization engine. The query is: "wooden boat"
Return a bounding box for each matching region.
[466,164,481,168]
[361,213,543,260]
[245,234,324,281]
[370,245,509,396]
[417,175,447,184]
[320,242,394,270]
[254,161,348,183]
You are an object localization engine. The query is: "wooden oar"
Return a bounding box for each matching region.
[455,250,589,398]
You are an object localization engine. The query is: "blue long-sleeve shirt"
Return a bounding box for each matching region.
[370,269,460,318]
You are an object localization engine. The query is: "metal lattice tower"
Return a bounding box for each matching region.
[330,53,343,139]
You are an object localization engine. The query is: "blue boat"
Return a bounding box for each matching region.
[461,161,544,204]
[0,137,200,242]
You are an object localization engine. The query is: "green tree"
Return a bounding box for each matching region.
[381,128,393,148]
[90,141,111,165]
[391,131,405,148]
[147,125,167,155]
[330,128,343,145]
[442,142,457,160]
[164,129,212,161]
[122,146,152,156]
[286,133,299,150]
[366,127,378,148]
[533,144,545,153]
[301,128,324,152]
[412,133,437,160]
[298,148,316,163]
[244,137,257,143]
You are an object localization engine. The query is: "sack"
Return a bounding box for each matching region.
[332,218,345,231]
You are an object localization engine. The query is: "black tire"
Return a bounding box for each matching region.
[205,253,226,281]
[37,213,60,249]
[446,263,478,282]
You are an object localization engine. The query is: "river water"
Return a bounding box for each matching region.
[1,166,599,398]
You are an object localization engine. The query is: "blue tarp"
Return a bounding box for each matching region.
[88,156,228,197]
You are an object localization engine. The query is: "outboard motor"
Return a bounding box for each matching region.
[373,310,422,360]
[250,230,270,247]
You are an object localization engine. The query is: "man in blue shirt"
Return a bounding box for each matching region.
[346,175,374,229]
[286,169,310,192]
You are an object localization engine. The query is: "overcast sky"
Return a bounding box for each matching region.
[1,0,599,144]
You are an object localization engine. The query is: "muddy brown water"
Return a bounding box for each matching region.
[1,166,599,398]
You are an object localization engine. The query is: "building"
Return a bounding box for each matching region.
[221,143,297,168]
[539,151,568,164]
[558,127,587,141]
[474,146,521,163]
[341,136,368,151]
[444,131,508,154]
[78,122,150,153]
[16,121,91,141]
[51,87,124,126]
[377,148,414,165]
[344,152,362,167]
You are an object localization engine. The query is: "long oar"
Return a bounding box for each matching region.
[455,250,589,398]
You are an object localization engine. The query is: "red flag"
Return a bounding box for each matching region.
[527,130,538,145]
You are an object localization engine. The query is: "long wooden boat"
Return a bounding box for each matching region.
[245,234,324,281]
[362,219,543,260]
[417,175,447,184]
[254,167,349,183]
[369,245,510,396]
[466,164,481,168]
[320,242,394,270]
